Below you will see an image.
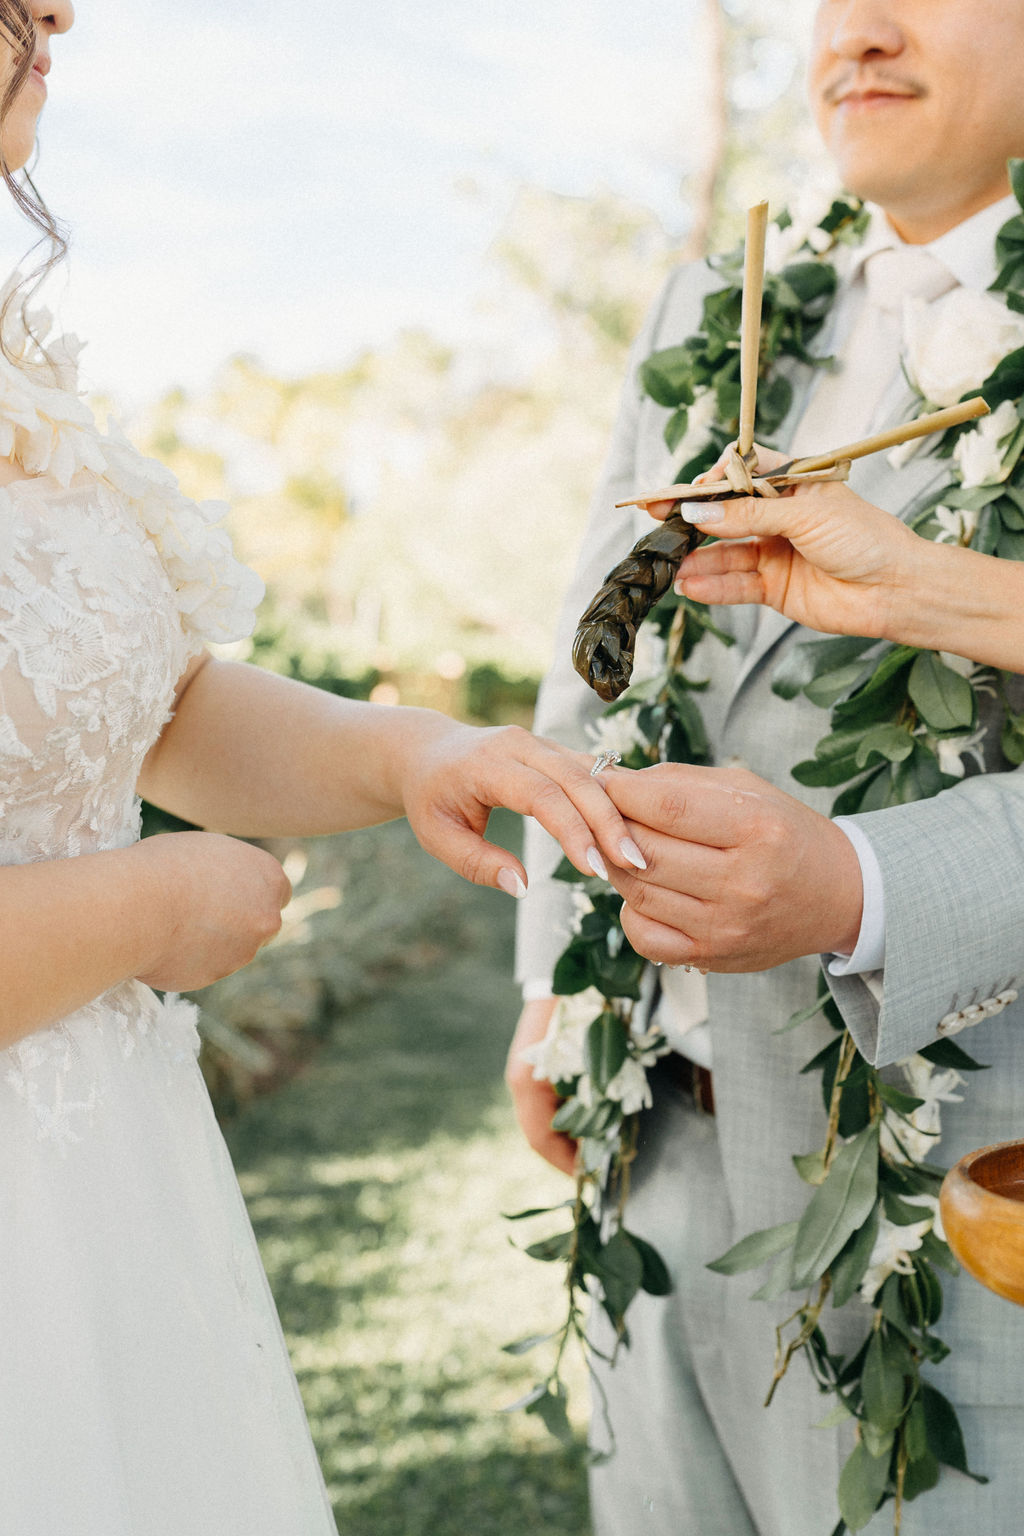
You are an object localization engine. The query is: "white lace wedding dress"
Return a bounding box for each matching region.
[0,292,339,1533]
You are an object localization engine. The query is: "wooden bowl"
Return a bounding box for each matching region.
[940,1140,1024,1306]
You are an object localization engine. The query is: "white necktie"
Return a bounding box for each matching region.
[787,244,959,460]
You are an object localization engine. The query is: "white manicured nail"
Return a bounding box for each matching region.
[497,868,527,899]
[586,846,609,881]
[682,503,725,525]
[620,838,647,870]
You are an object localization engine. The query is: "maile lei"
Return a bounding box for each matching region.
[507,162,1024,1533]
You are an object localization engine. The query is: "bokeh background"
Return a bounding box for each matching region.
[4,1,829,1529]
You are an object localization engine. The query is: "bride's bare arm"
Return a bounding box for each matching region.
[0,833,291,1048]
[137,656,642,892]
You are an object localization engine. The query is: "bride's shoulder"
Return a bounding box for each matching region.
[0,284,265,648]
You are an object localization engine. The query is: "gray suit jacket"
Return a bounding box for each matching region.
[516,259,1024,1408]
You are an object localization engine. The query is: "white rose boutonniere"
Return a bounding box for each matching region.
[953,397,1020,488]
[903,288,1024,407]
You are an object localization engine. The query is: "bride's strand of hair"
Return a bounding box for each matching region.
[0,0,69,364]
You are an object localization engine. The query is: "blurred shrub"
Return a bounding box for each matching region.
[464,662,538,725]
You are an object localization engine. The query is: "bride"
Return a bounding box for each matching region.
[0,5,638,1530]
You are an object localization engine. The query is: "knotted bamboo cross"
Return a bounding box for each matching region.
[573,201,989,702]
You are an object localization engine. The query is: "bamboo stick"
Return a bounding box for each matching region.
[787,395,989,475]
[616,396,991,509]
[737,201,770,460]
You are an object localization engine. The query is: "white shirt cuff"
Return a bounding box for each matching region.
[827,818,886,976]
[521,978,556,1002]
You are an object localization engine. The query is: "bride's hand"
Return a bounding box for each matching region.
[395,720,646,897]
[644,441,922,641]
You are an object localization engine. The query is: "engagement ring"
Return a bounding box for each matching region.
[590,749,622,777]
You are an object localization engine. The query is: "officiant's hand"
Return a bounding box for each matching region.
[593,762,864,972]
[645,441,921,643]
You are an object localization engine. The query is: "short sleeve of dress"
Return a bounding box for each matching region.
[0,278,265,653]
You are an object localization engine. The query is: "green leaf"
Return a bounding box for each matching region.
[1003,711,1024,765]
[831,767,888,817]
[791,1122,881,1288]
[707,1219,799,1276]
[663,407,692,454]
[876,1081,926,1116]
[793,1149,829,1186]
[904,1395,928,1462]
[854,724,916,770]
[921,1383,988,1481]
[586,1011,628,1093]
[806,662,877,710]
[750,1245,796,1301]
[862,1330,911,1433]
[641,346,696,408]
[779,260,838,306]
[918,1038,990,1072]
[791,753,864,788]
[908,651,975,732]
[502,1331,559,1356]
[552,944,595,996]
[771,635,877,700]
[830,1200,881,1308]
[592,1228,645,1319]
[777,987,831,1034]
[525,1230,573,1263]
[902,1448,940,1501]
[837,1441,890,1533]
[625,1230,673,1296]
[525,1381,575,1445]
[503,1203,573,1221]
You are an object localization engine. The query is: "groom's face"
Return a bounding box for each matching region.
[809,1,1024,238]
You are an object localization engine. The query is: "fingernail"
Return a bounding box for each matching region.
[619,837,647,870]
[586,846,609,881]
[682,504,725,525]
[497,868,527,899]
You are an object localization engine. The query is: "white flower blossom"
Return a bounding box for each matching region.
[859,1212,934,1304]
[673,387,719,466]
[953,399,1020,489]
[902,288,1024,407]
[764,188,839,272]
[880,1054,965,1164]
[587,707,648,761]
[930,504,979,545]
[568,886,594,936]
[933,724,987,779]
[603,1057,653,1115]
[522,989,603,1085]
[633,626,668,687]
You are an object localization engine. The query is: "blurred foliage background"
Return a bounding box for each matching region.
[127,1,825,1528]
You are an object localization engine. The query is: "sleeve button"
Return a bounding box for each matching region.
[997,990,1020,1007]
[939,1011,967,1035]
[961,1004,987,1026]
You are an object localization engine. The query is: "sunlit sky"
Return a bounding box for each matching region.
[0,0,812,403]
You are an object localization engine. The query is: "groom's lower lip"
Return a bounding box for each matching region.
[835,91,917,113]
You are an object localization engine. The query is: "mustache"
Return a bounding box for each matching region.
[822,69,925,105]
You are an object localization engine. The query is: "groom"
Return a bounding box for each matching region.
[510,4,1024,1534]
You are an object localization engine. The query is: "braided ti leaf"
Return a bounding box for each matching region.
[572,513,702,701]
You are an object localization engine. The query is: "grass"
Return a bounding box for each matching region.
[223,813,592,1535]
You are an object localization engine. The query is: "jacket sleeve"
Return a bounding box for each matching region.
[514,265,706,988]
[825,769,1024,1067]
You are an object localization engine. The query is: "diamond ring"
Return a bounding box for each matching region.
[590,749,622,777]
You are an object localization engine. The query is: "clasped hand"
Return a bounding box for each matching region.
[594,761,863,972]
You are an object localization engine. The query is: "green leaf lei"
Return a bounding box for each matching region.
[510,164,1024,1533]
